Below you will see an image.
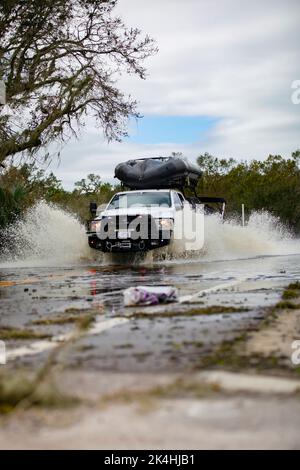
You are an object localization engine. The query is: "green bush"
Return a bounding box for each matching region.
[0,184,27,228]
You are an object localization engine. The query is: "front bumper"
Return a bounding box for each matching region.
[87,234,171,252]
[87,214,173,252]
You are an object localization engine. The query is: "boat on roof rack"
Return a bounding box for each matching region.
[114,156,202,190]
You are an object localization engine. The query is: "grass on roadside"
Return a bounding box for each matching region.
[128,305,249,320]
[0,327,50,340]
[0,373,78,414]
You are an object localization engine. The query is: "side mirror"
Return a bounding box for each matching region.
[89,202,97,218]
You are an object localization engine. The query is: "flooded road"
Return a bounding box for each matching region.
[1,202,300,372]
[1,252,300,372]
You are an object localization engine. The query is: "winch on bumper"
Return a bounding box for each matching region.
[87,214,173,253]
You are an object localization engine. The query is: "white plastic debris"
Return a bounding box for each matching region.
[123,285,178,307]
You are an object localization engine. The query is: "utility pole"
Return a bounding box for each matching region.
[0,80,6,169]
[241,204,245,227]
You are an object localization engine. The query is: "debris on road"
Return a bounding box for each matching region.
[123,285,178,306]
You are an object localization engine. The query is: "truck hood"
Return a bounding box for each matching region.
[98,207,174,219]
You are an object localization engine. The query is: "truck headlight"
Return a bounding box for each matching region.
[90,220,102,232]
[158,218,174,230]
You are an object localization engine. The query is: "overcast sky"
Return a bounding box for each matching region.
[49,0,300,189]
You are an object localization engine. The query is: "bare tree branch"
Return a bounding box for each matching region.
[0,0,157,164]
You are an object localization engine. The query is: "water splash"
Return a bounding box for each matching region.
[0,201,92,267]
[201,211,300,261]
[0,202,299,267]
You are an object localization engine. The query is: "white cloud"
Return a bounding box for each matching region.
[48,0,300,188]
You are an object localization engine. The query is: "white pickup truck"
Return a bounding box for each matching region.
[87,189,224,254]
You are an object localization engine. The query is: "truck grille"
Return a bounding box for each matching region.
[101,214,158,240]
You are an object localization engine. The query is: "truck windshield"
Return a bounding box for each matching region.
[107,192,171,209]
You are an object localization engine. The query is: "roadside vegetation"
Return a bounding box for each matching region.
[196,150,300,232]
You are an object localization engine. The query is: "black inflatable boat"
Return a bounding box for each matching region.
[114,156,202,190]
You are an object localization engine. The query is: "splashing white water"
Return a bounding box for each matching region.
[0,201,92,267]
[0,202,299,268]
[201,211,300,261]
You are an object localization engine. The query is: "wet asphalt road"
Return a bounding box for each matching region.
[0,253,300,372]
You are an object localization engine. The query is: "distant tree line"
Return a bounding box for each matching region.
[196,150,300,231]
